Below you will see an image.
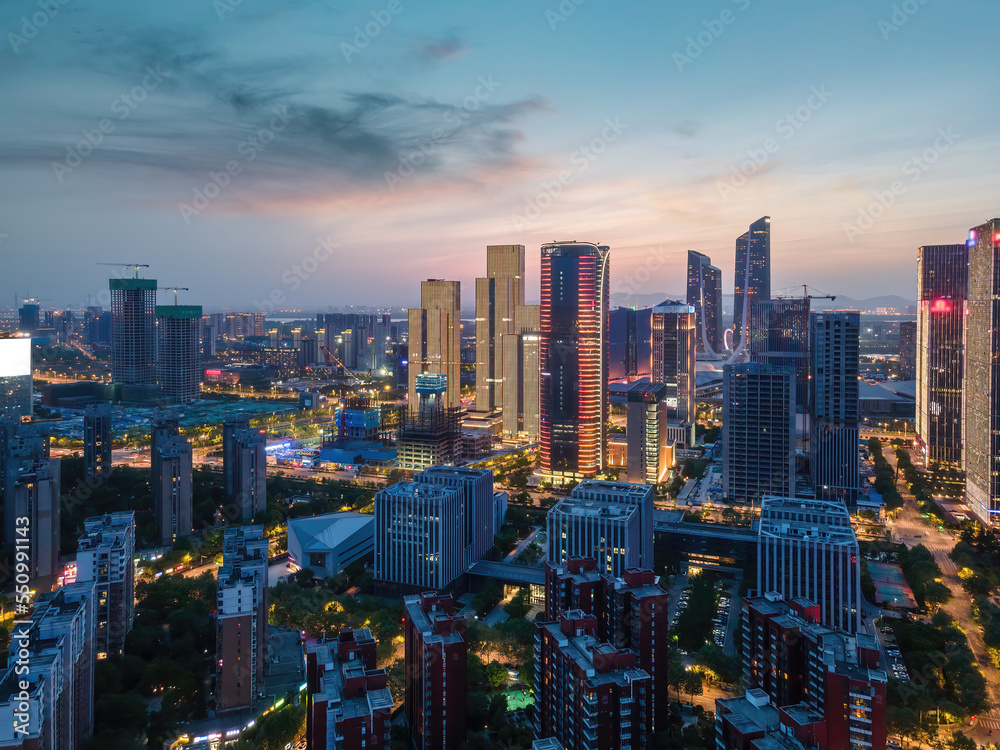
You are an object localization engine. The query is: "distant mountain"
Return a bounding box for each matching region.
[610,292,684,309]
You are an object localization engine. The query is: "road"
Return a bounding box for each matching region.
[881,446,1000,743]
[503,526,542,563]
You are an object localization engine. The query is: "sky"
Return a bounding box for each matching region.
[0,0,997,311]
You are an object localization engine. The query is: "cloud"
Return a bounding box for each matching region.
[671,119,702,138]
[412,34,468,62]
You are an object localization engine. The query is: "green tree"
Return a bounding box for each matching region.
[682,671,704,705]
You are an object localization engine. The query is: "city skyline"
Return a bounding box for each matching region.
[1,1,998,309]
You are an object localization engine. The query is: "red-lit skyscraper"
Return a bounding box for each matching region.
[539,242,610,480]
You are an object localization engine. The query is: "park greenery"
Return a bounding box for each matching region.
[673,573,719,653]
[887,611,988,739]
[867,437,904,511]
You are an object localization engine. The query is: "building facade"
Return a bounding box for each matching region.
[409,280,462,410]
[899,320,916,381]
[152,422,193,546]
[608,306,653,382]
[216,525,269,713]
[758,497,862,633]
[475,245,525,413]
[109,277,157,386]
[915,243,968,468]
[156,304,203,404]
[649,300,696,422]
[810,311,861,504]
[403,593,467,750]
[305,628,393,750]
[0,336,32,422]
[625,383,672,484]
[502,304,541,440]
[83,402,113,485]
[540,242,610,480]
[723,362,795,503]
[686,250,723,355]
[749,298,810,411]
[75,511,136,659]
[733,216,771,350]
[222,415,267,522]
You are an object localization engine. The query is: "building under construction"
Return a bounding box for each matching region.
[397,374,462,470]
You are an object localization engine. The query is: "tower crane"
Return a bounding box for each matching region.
[774,284,836,304]
[97,262,150,279]
[160,287,189,304]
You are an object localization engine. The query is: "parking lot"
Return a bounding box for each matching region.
[878,624,909,682]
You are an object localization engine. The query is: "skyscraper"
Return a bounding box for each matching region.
[216,525,268,713]
[723,362,795,503]
[625,383,672,484]
[151,412,193,546]
[650,300,696,422]
[749,298,810,410]
[501,304,541,440]
[408,280,461,410]
[899,320,916,381]
[915,243,968,469]
[75,511,136,659]
[965,220,1000,524]
[0,336,32,422]
[222,415,267,522]
[18,300,40,337]
[475,244,525,413]
[810,311,861,504]
[758,497,862,633]
[608,306,653,381]
[156,304,203,404]
[84,402,113,485]
[687,250,723,354]
[109,277,157,386]
[733,216,771,348]
[403,593,467,750]
[539,242,610,480]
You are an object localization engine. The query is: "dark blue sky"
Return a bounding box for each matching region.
[1,0,997,310]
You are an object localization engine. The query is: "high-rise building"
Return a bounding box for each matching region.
[0,581,96,750]
[915,243,968,469]
[109,277,157,386]
[501,304,541,439]
[966,220,1000,524]
[216,525,269,713]
[397,374,461,470]
[547,480,653,576]
[899,320,916,381]
[607,306,653,381]
[151,411,193,545]
[735,593,888,750]
[75,511,136,659]
[539,242,610,480]
[374,466,504,590]
[0,336,32,422]
[650,300,696,422]
[475,245,525,413]
[18,300,40,337]
[749,298,810,410]
[156,304,202,404]
[758,497,861,633]
[624,383,673,484]
[687,250,724,354]
[408,280,461,410]
[733,216,771,349]
[83,403,113,485]
[723,363,795,503]
[533,611,651,750]
[305,628,394,750]
[810,311,861,504]
[543,558,670,732]
[2,422,60,593]
[222,415,267,522]
[403,593,467,750]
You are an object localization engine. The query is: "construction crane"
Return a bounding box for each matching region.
[97,262,150,279]
[774,284,836,304]
[160,287,189,304]
[319,346,366,386]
